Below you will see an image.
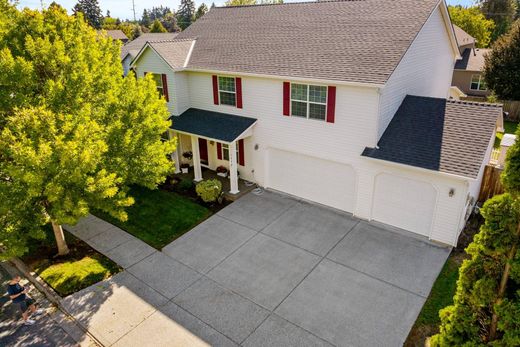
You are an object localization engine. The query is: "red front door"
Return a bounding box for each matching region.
[198,138,209,165]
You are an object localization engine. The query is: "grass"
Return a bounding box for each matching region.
[22,226,121,297]
[94,185,211,249]
[405,252,466,346]
[35,254,120,296]
[494,120,518,148]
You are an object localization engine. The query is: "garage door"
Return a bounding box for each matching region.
[267,149,356,213]
[372,173,436,237]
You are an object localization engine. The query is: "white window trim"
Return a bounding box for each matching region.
[151,73,164,96]
[221,143,239,161]
[470,74,487,91]
[290,82,328,121]
[218,76,237,107]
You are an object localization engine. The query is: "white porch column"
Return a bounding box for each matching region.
[170,130,181,174]
[191,136,202,182]
[229,141,239,194]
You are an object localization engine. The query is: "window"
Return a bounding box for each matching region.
[218,76,236,106]
[470,74,487,91]
[290,83,327,120]
[152,73,164,97]
[221,143,239,161]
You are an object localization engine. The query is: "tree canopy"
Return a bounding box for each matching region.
[484,20,520,100]
[479,0,518,41]
[178,0,196,30]
[0,1,174,258]
[196,3,209,19]
[449,5,495,47]
[150,19,168,33]
[73,0,103,29]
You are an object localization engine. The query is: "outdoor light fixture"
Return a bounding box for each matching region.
[449,188,455,197]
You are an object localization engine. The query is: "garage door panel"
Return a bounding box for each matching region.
[268,149,356,213]
[372,174,436,237]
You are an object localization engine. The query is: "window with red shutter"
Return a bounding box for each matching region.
[238,139,245,166]
[283,82,290,116]
[212,75,219,105]
[326,86,336,123]
[236,78,243,109]
[161,74,169,102]
[217,142,222,160]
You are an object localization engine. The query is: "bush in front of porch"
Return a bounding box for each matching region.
[94,185,211,249]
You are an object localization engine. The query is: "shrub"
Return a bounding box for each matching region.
[196,179,222,203]
[178,178,194,191]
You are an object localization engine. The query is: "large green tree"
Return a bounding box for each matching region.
[449,5,495,47]
[484,20,520,100]
[479,0,518,41]
[150,19,167,33]
[73,0,103,29]
[431,70,520,343]
[195,3,208,20]
[0,1,174,257]
[177,0,195,30]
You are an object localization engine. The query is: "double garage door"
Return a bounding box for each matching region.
[267,149,356,213]
[267,149,437,238]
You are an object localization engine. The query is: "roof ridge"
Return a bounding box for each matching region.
[213,0,366,9]
[446,99,503,108]
[148,38,194,44]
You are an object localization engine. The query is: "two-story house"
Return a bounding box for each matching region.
[451,24,492,99]
[130,0,501,247]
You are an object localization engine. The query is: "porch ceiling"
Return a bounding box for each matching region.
[171,108,257,143]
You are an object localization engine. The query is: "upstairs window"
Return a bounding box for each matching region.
[470,74,487,91]
[290,83,327,120]
[218,76,236,106]
[152,73,165,97]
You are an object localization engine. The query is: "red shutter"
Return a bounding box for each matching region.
[161,74,169,102]
[283,82,290,116]
[212,75,219,105]
[236,77,243,109]
[217,142,222,160]
[326,86,336,123]
[238,139,245,166]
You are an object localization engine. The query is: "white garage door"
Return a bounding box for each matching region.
[372,173,437,237]
[267,149,356,213]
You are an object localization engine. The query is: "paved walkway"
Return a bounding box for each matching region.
[0,261,98,347]
[62,191,450,347]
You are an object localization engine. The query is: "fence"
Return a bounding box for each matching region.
[478,165,504,202]
[489,148,500,166]
[503,100,520,122]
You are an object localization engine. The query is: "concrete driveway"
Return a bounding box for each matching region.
[161,191,450,346]
[63,190,450,347]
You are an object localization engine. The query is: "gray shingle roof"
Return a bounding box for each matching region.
[174,0,442,84]
[171,108,257,142]
[453,24,475,48]
[454,48,491,71]
[121,33,178,60]
[106,30,128,41]
[362,95,501,178]
[147,39,194,69]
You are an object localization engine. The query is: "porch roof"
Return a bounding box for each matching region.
[171,108,257,143]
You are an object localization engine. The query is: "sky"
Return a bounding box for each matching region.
[17,0,477,21]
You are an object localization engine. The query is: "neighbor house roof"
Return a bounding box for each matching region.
[453,24,475,48]
[454,48,491,71]
[159,0,455,85]
[171,108,257,142]
[121,33,178,60]
[105,30,128,41]
[362,95,501,178]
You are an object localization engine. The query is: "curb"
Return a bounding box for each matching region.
[6,257,104,347]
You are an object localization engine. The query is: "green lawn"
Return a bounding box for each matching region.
[35,254,120,296]
[495,120,518,148]
[94,186,211,249]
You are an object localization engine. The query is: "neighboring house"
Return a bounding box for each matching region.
[104,30,129,44]
[120,33,178,76]
[130,0,501,247]
[451,25,491,99]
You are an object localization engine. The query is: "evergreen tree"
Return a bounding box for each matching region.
[177,0,195,30]
[72,0,103,29]
[150,19,167,33]
[161,12,180,32]
[484,20,520,100]
[0,0,174,257]
[141,9,151,27]
[195,3,208,20]
[479,0,518,41]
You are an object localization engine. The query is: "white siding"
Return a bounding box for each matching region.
[132,48,176,115]
[377,6,456,139]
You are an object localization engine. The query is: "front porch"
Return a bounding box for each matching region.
[170,108,258,197]
[174,168,256,201]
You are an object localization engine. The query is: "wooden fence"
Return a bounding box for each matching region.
[503,100,520,122]
[478,165,504,202]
